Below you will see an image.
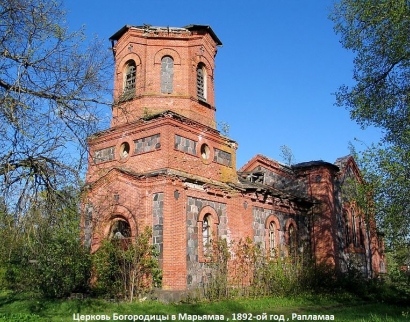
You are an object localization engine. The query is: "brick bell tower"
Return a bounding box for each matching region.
[110,24,221,129]
[84,25,238,291]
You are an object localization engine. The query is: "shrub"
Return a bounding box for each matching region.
[92,226,162,301]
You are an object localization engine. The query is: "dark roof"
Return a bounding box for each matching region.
[292,160,339,172]
[109,25,131,41]
[109,24,222,46]
[183,24,222,46]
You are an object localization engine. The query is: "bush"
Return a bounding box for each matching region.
[200,238,338,300]
[92,226,162,301]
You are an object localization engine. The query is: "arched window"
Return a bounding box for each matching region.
[288,224,297,258]
[196,63,207,101]
[198,206,219,262]
[202,214,212,255]
[343,209,351,246]
[124,60,136,93]
[161,56,174,94]
[269,221,276,258]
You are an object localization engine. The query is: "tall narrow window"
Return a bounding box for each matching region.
[198,206,219,262]
[124,60,136,93]
[288,224,297,258]
[197,63,207,101]
[351,208,358,247]
[161,56,174,94]
[203,214,212,255]
[359,219,365,248]
[269,221,276,258]
[343,209,351,246]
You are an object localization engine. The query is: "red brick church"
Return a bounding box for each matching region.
[82,24,386,292]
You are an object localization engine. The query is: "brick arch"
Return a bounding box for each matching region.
[194,55,212,72]
[115,54,142,95]
[154,48,181,65]
[284,218,297,240]
[197,205,219,224]
[118,53,142,68]
[102,204,138,239]
[284,218,298,256]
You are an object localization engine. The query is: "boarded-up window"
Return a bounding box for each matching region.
[161,56,174,94]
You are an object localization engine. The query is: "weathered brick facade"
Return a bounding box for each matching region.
[83,25,386,292]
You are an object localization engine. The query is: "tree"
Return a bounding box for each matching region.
[331,0,410,146]
[279,145,295,166]
[0,0,111,296]
[330,0,410,262]
[0,0,112,216]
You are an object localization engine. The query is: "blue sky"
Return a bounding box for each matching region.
[64,0,381,169]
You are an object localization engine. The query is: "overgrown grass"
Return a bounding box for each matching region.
[0,291,408,321]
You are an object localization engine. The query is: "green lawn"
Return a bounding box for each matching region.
[0,292,408,321]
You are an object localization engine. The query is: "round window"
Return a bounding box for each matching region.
[200,144,210,160]
[120,142,130,158]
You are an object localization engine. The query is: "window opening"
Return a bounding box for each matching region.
[351,208,358,247]
[120,142,130,159]
[200,143,210,160]
[344,209,351,246]
[196,64,206,101]
[288,224,297,257]
[109,220,131,240]
[202,214,212,255]
[359,219,365,248]
[124,61,136,92]
[161,56,174,94]
[269,221,276,257]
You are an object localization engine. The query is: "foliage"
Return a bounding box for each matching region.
[330,0,410,265]
[0,0,111,300]
[330,0,410,145]
[348,143,410,265]
[0,188,91,298]
[279,145,295,166]
[217,121,230,136]
[0,291,409,322]
[200,238,337,301]
[92,226,162,301]
[201,238,231,301]
[0,313,42,322]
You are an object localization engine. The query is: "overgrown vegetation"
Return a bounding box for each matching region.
[0,291,408,322]
[198,237,410,306]
[0,189,91,298]
[92,226,162,301]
